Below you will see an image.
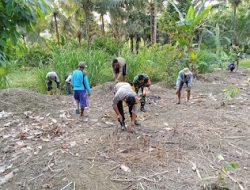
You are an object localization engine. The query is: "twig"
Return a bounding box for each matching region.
[138,170,169,181]
[46,169,64,182]
[139,182,145,190]
[60,182,73,190]
[110,164,120,171]
[222,170,244,190]
[28,174,44,182]
[110,178,134,182]
[228,142,250,155]
[221,136,247,139]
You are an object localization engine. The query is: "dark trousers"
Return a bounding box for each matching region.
[135,86,146,107]
[117,100,132,122]
[66,83,72,95]
[47,80,60,91]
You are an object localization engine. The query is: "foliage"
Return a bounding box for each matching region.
[122,44,181,85]
[34,45,111,93]
[91,37,122,55]
[0,0,51,57]
[224,85,241,99]
[18,46,53,67]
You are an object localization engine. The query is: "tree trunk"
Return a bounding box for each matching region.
[77,30,82,45]
[136,33,140,54]
[150,1,157,45]
[53,11,60,45]
[129,33,134,53]
[82,1,92,49]
[232,4,238,45]
[101,13,105,35]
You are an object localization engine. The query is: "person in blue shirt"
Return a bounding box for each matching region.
[176,68,193,104]
[228,62,236,72]
[71,62,91,116]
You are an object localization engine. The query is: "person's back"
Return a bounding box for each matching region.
[72,70,84,90]
[46,71,59,82]
[228,63,236,72]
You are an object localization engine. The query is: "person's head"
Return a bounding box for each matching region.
[112,59,120,73]
[138,74,144,83]
[78,61,86,70]
[125,95,140,107]
[183,68,191,77]
[125,96,136,107]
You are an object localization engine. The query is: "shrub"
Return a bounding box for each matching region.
[91,37,122,55]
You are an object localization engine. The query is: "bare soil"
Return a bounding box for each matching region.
[0,69,250,190]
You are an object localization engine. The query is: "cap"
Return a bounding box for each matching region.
[183,68,191,75]
[78,61,87,68]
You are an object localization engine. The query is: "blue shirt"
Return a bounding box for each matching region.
[176,71,193,88]
[71,69,91,94]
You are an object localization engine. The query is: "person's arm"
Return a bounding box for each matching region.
[83,75,91,94]
[188,73,193,88]
[176,72,182,92]
[65,75,71,83]
[112,96,122,120]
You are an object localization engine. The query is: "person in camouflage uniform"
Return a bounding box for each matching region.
[133,74,151,112]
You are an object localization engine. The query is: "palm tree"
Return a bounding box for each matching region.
[229,0,242,45]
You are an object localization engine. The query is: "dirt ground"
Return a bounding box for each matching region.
[0,69,250,190]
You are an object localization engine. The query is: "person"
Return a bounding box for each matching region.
[113,82,140,131]
[176,68,193,104]
[133,74,151,112]
[112,57,126,82]
[46,71,60,95]
[71,62,91,117]
[65,73,72,95]
[228,62,236,72]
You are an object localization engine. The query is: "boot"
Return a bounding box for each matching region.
[119,120,125,130]
[47,90,52,95]
[56,89,61,95]
[76,109,80,114]
[80,108,84,117]
[134,120,141,126]
[140,105,146,112]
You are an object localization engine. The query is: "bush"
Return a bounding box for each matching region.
[91,37,122,55]
[121,44,181,86]
[34,45,111,93]
[19,46,52,67]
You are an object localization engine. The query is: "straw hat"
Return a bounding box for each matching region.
[183,68,191,75]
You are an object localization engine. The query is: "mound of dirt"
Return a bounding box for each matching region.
[0,69,250,190]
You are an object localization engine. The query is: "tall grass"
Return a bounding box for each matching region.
[35,45,111,93]
[8,43,182,93]
[122,44,181,85]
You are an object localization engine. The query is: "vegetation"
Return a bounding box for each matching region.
[0,0,249,92]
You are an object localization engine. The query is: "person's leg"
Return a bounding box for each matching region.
[176,82,184,104]
[187,90,191,102]
[66,83,72,95]
[186,82,191,102]
[117,101,125,128]
[74,91,80,114]
[47,81,52,95]
[79,90,88,117]
[140,87,146,112]
[122,64,126,82]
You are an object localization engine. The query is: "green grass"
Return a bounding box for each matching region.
[7,68,37,89]
[240,58,250,68]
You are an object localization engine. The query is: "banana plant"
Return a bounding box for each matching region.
[168,1,212,69]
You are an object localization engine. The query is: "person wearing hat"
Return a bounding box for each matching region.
[112,57,127,82]
[65,73,72,95]
[176,68,193,104]
[133,73,151,112]
[227,62,236,72]
[71,61,91,116]
[46,71,60,95]
[113,82,140,131]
